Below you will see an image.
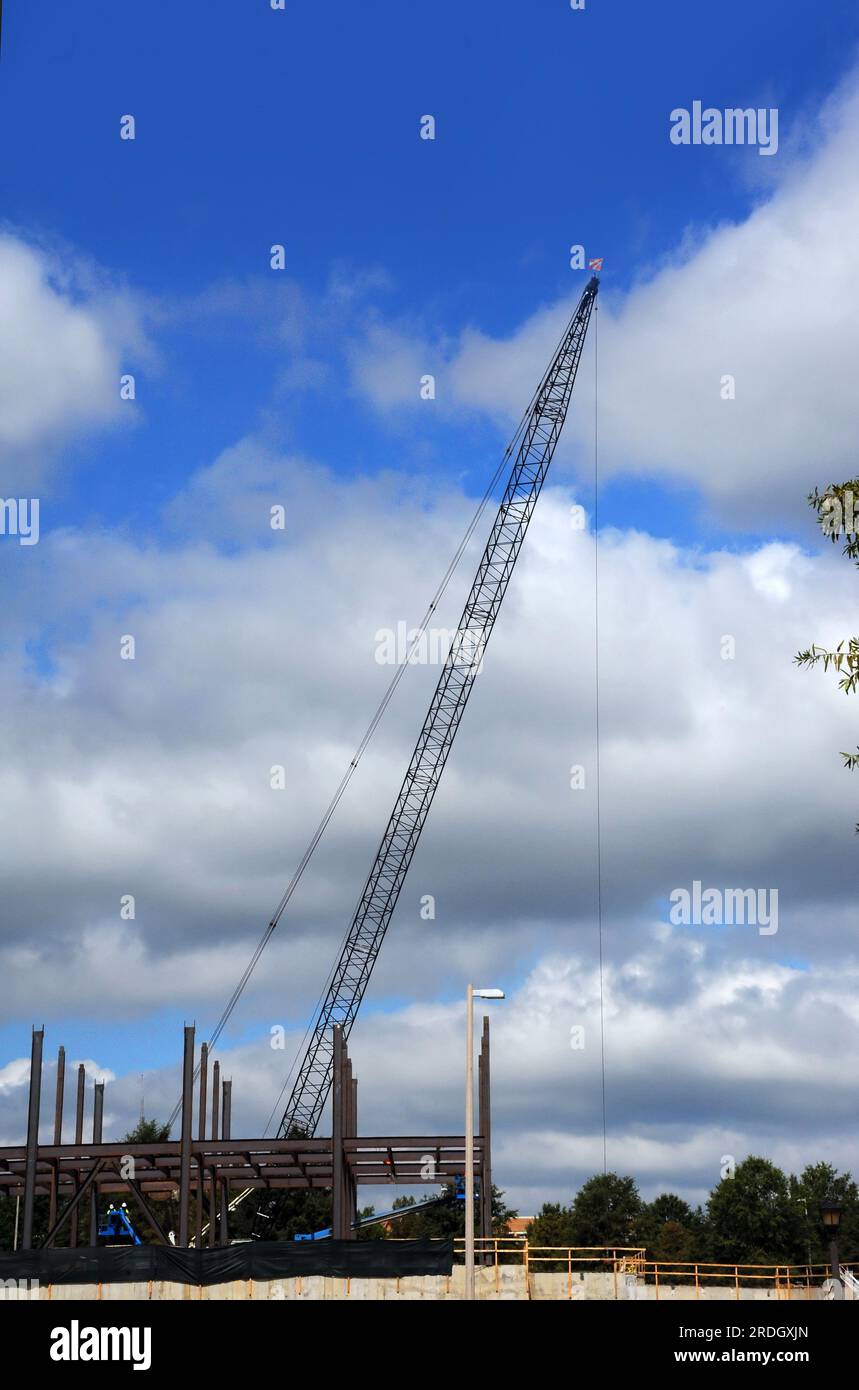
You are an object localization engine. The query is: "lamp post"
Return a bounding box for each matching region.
[795,1198,812,1268]
[819,1200,843,1297]
[465,985,504,1300]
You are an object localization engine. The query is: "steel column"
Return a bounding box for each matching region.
[209,1060,220,1247]
[348,1067,355,1234]
[196,1041,208,1248]
[331,1026,345,1239]
[178,1024,195,1246]
[70,1063,85,1248]
[89,1080,104,1245]
[21,1026,44,1250]
[345,1056,357,1237]
[219,1078,231,1245]
[48,1044,65,1231]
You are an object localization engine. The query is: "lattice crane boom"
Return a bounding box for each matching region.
[254,275,598,1233]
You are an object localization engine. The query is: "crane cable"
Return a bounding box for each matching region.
[592,300,608,1174]
[167,305,579,1130]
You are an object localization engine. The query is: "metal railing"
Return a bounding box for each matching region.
[452,1240,645,1298]
[452,1240,859,1300]
[638,1259,828,1300]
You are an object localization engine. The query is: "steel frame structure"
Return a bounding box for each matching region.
[1,1023,492,1250]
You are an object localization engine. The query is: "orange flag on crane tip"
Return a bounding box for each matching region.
[588,257,604,272]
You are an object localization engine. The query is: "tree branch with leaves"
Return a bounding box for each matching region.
[795,478,859,824]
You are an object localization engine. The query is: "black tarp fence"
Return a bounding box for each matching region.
[0,1239,453,1287]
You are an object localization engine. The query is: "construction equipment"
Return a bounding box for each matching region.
[295,1184,471,1240]
[254,275,599,1237]
[98,1202,141,1246]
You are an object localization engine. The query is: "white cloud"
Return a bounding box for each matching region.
[346,66,859,520]
[2,455,856,983]
[31,942,857,1211]
[0,234,151,483]
[3,40,858,1217]
[0,1058,31,1095]
[0,444,858,1200]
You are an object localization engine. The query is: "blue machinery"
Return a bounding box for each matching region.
[98,1202,141,1246]
[295,1181,471,1241]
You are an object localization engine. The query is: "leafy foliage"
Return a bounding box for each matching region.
[122,1117,171,1144]
[790,1162,859,1265]
[705,1157,805,1266]
[527,1201,577,1248]
[795,478,859,825]
[568,1172,642,1248]
[524,1158,859,1272]
[637,1192,704,1264]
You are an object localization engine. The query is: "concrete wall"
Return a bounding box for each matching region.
[627,1282,823,1303]
[4,1267,827,1301]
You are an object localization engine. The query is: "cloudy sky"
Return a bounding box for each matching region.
[2,0,859,1215]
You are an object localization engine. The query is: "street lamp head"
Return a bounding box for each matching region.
[473,988,505,1000]
[819,1200,842,1230]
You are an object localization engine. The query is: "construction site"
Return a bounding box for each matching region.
[0,277,599,1301]
[0,273,854,1308]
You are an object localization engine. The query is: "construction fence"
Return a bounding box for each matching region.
[453,1239,859,1300]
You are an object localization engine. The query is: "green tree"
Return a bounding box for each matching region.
[652,1220,698,1265]
[123,1118,171,1144]
[647,1192,696,1226]
[638,1192,703,1265]
[795,478,859,828]
[569,1173,642,1249]
[527,1202,576,1248]
[706,1156,804,1266]
[790,1162,859,1266]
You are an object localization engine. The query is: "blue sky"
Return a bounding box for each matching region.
[5,0,857,542]
[3,2,859,1207]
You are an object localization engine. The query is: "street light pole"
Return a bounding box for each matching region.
[465,984,475,1300]
[820,1200,843,1299]
[464,985,504,1301]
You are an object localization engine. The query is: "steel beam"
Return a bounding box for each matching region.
[124,1172,171,1245]
[41,1159,106,1250]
